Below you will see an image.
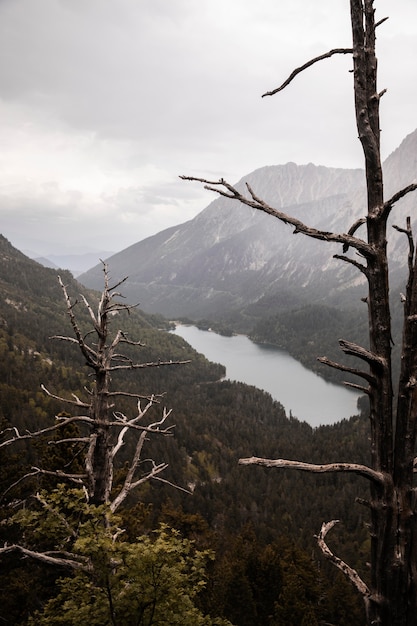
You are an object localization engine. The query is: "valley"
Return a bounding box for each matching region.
[0,235,368,624]
[2,128,416,625]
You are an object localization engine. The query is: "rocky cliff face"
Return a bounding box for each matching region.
[79,130,417,324]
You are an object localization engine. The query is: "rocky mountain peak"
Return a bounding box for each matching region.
[79,130,417,326]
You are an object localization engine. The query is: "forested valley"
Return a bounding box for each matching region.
[0,234,368,624]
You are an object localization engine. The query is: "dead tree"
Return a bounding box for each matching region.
[182,2,417,624]
[0,264,192,575]
[1,264,190,513]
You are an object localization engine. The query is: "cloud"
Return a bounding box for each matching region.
[0,0,416,257]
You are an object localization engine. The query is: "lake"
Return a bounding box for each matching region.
[171,325,361,427]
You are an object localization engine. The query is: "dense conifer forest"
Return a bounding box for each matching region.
[0,235,368,624]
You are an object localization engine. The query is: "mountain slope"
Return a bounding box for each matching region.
[79,130,417,326]
[0,235,225,429]
[79,164,366,320]
[0,238,374,626]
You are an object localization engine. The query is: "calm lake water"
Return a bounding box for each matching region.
[172,325,361,428]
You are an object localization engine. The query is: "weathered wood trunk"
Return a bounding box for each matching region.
[88,368,113,506]
[85,283,114,507]
[351,2,417,623]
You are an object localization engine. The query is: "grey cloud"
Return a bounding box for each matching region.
[0,176,206,256]
[0,0,416,258]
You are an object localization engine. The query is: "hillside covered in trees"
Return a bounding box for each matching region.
[0,235,368,624]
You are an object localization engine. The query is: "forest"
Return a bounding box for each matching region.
[0,234,368,624]
[249,298,406,386]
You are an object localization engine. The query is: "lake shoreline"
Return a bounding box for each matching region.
[175,322,353,391]
[171,324,361,427]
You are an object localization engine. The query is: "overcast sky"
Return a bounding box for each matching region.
[1,0,416,257]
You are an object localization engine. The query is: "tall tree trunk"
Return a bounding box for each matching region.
[88,368,113,506]
[183,2,417,623]
[351,2,417,623]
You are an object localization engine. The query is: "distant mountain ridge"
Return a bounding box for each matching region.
[28,251,115,276]
[79,130,417,327]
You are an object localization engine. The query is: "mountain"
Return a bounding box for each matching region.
[79,130,417,328]
[26,250,115,276]
[32,256,59,270]
[0,233,224,433]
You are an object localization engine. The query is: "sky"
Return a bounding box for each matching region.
[1,0,416,257]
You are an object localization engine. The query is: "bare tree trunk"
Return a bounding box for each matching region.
[84,280,114,506]
[88,369,113,506]
[351,2,417,623]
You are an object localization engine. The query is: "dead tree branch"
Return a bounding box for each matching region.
[0,545,91,571]
[238,457,385,484]
[41,385,90,409]
[317,355,375,387]
[333,254,368,275]
[338,339,386,369]
[382,184,417,220]
[0,415,94,449]
[317,520,371,600]
[26,467,86,485]
[180,175,373,258]
[393,217,414,279]
[262,48,353,97]
[108,358,191,372]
